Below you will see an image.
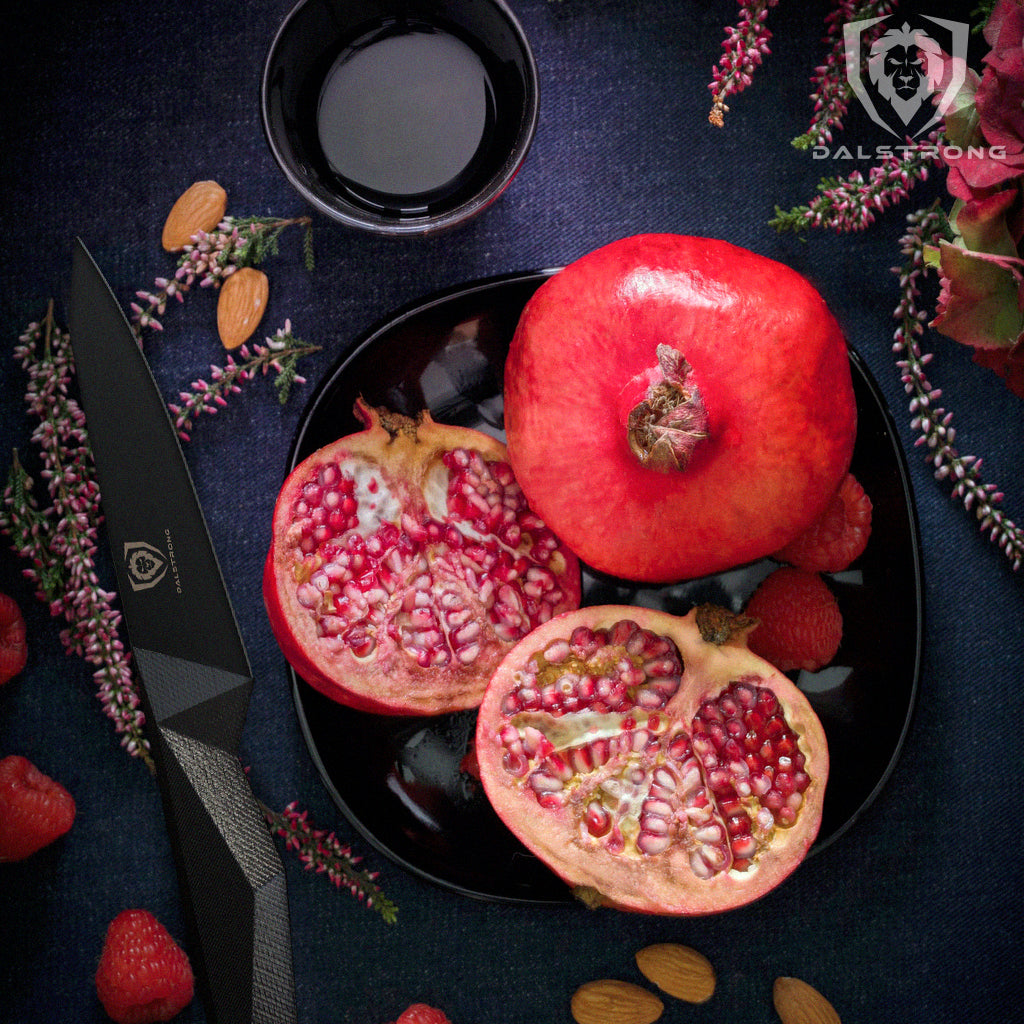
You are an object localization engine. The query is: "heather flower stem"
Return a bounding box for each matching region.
[260,801,398,924]
[791,0,896,151]
[167,321,320,442]
[894,204,1024,571]
[1,305,154,768]
[708,0,779,127]
[770,132,945,233]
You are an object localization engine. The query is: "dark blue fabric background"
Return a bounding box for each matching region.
[2,2,1022,1022]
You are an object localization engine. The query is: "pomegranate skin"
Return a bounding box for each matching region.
[503,234,858,582]
[475,605,828,915]
[264,400,581,716]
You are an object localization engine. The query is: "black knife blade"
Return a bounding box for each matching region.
[69,239,296,1024]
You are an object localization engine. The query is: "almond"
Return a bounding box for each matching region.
[634,943,715,1003]
[570,980,663,1024]
[162,180,228,251]
[216,267,269,350]
[773,977,842,1024]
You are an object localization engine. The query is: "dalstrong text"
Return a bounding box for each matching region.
[164,528,183,595]
[813,144,1009,162]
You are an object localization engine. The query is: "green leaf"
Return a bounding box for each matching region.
[932,240,1024,350]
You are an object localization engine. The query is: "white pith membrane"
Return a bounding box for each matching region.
[491,617,817,896]
[284,446,573,672]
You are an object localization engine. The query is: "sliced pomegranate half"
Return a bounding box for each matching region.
[264,399,582,715]
[475,604,828,914]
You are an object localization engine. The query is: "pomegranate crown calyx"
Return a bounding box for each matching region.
[355,397,427,442]
[626,345,710,472]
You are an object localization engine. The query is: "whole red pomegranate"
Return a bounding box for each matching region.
[503,234,857,582]
[475,604,828,914]
[264,399,581,715]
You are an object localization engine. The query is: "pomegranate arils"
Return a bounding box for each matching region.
[495,619,813,881]
[286,447,568,669]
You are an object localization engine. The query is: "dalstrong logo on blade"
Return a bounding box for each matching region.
[123,541,168,591]
[844,14,968,140]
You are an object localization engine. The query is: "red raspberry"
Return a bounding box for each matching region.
[744,567,842,673]
[0,592,28,684]
[95,909,194,1024]
[394,1004,452,1024]
[774,473,873,573]
[0,754,76,861]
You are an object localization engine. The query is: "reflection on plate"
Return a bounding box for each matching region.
[288,271,923,904]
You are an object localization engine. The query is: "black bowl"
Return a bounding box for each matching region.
[261,0,539,234]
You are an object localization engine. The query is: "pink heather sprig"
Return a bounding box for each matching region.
[770,131,944,232]
[893,203,1023,571]
[792,0,897,150]
[132,214,314,333]
[708,0,779,127]
[261,801,398,924]
[0,306,154,767]
[167,321,320,442]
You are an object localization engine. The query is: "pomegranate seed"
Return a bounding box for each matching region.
[667,734,692,760]
[343,625,375,658]
[743,709,765,732]
[542,639,571,664]
[776,805,798,827]
[569,747,593,773]
[775,733,797,758]
[585,801,611,837]
[726,813,750,836]
[503,751,529,777]
[637,831,672,855]
[694,822,724,845]
[731,834,758,859]
[607,620,636,645]
[642,797,672,819]
[732,682,756,707]
[529,768,563,795]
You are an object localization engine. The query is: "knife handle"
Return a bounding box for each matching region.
[136,651,297,1024]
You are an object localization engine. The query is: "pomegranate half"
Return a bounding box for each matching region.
[264,399,581,715]
[475,604,828,914]
[503,233,858,582]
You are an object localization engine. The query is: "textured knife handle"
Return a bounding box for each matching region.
[135,648,297,1024]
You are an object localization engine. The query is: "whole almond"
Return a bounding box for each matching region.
[773,977,841,1024]
[216,267,269,350]
[635,943,715,1003]
[161,180,228,251]
[570,980,663,1024]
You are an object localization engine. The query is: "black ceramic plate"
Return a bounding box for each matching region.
[288,270,923,904]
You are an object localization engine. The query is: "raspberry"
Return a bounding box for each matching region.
[95,909,194,1024]
[393,1004,452,1024]
[0,592,28,685]
[774,473,872,573]
[744,567,842,673]
[0,755,76,862]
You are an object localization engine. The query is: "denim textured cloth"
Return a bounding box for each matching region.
[1,1,1021,1022]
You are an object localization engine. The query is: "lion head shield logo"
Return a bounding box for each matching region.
[844,14,967,140]
[123,541,168,591]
